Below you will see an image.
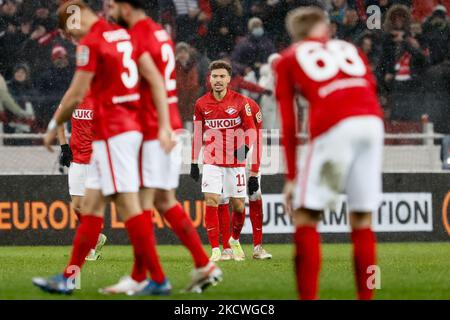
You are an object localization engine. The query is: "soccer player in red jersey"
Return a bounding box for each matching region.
[190,60,257,262]
[103,0,222,294]
[275,7,384,300]
[217,97,272,261]
[33,0,174,296]
[57,93,107,261]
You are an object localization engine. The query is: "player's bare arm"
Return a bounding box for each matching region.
[138,52,175,154]
[57,125,67,145]
[275,54,298,216]
[44,71,94,151]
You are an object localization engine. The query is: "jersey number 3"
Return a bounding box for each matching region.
[117,41,139,89]
[296,40,366,82]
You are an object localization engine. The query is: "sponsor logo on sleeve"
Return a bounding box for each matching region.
[245,103,252,116]
[256,111,263,123]
[76,45,89,67]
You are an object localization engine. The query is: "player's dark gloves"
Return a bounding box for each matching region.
[248,176,259,196]
[234,144,250,162]
[190,163,200,182]
[59,144,73,168]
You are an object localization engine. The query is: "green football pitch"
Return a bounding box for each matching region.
[0,243,449,300]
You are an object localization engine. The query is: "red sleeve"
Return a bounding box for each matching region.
[275,54,297,181]
[233,76,267,94]
[249,100,263,173]
[76,37,98,73]
[192,100,204,162]
[239,99,257,168]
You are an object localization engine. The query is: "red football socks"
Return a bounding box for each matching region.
[63,215,103,278]
[164,204,209,268]
[130,210,152,282]
[126,211,165,284]
[351,228,377,300]
[218,203,231,249]
[249,199,263,246]
[294,226,321,300]
[204,205,220,249]
[231,208,246,240]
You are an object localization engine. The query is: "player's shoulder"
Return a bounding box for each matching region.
[229,90,248,104]
[80,19,123,45]
[278,42,300,60]
[195,92,212,107]
[135,17,170,41]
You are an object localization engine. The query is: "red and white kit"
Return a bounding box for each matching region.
[276,38,384,212]
[130,18,183,191]
[78,19,143,196]
[68,93,94,196]
[220,97,263,203]
[192,90,256,198]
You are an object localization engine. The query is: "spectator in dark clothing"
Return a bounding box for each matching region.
[231,17,276,76]
[35,45,74,130]
[378,4,429,121]
[422,5,450,65]
[422,51,450,134]
[357,32,382,70]
[339,8,366,42]
[167,0,212,43]
[5,63,36,134]
[32,1,57,31]
[187,40,211,96]
[365,0,393,22]
[175,42,201,125]
[0,0,21,77]
[206,0,244,60]
[17,23,54,78]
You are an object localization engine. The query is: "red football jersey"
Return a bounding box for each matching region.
[247,98,263,173]
[70,93,94,164]
[192,90,257,167]
[76,19,142,140]
[275,38,383,180]
[130,18,182,141]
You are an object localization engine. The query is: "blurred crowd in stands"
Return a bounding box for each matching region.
[0,0,449,137]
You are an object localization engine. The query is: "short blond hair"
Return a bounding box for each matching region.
[286,6,328,42]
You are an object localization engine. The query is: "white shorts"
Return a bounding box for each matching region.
[68,162,93,196]
[220,174,261,204]
[140,139,182,190]
[202,164,247,198]
[293,116,384,212]
[85,131,143,196]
